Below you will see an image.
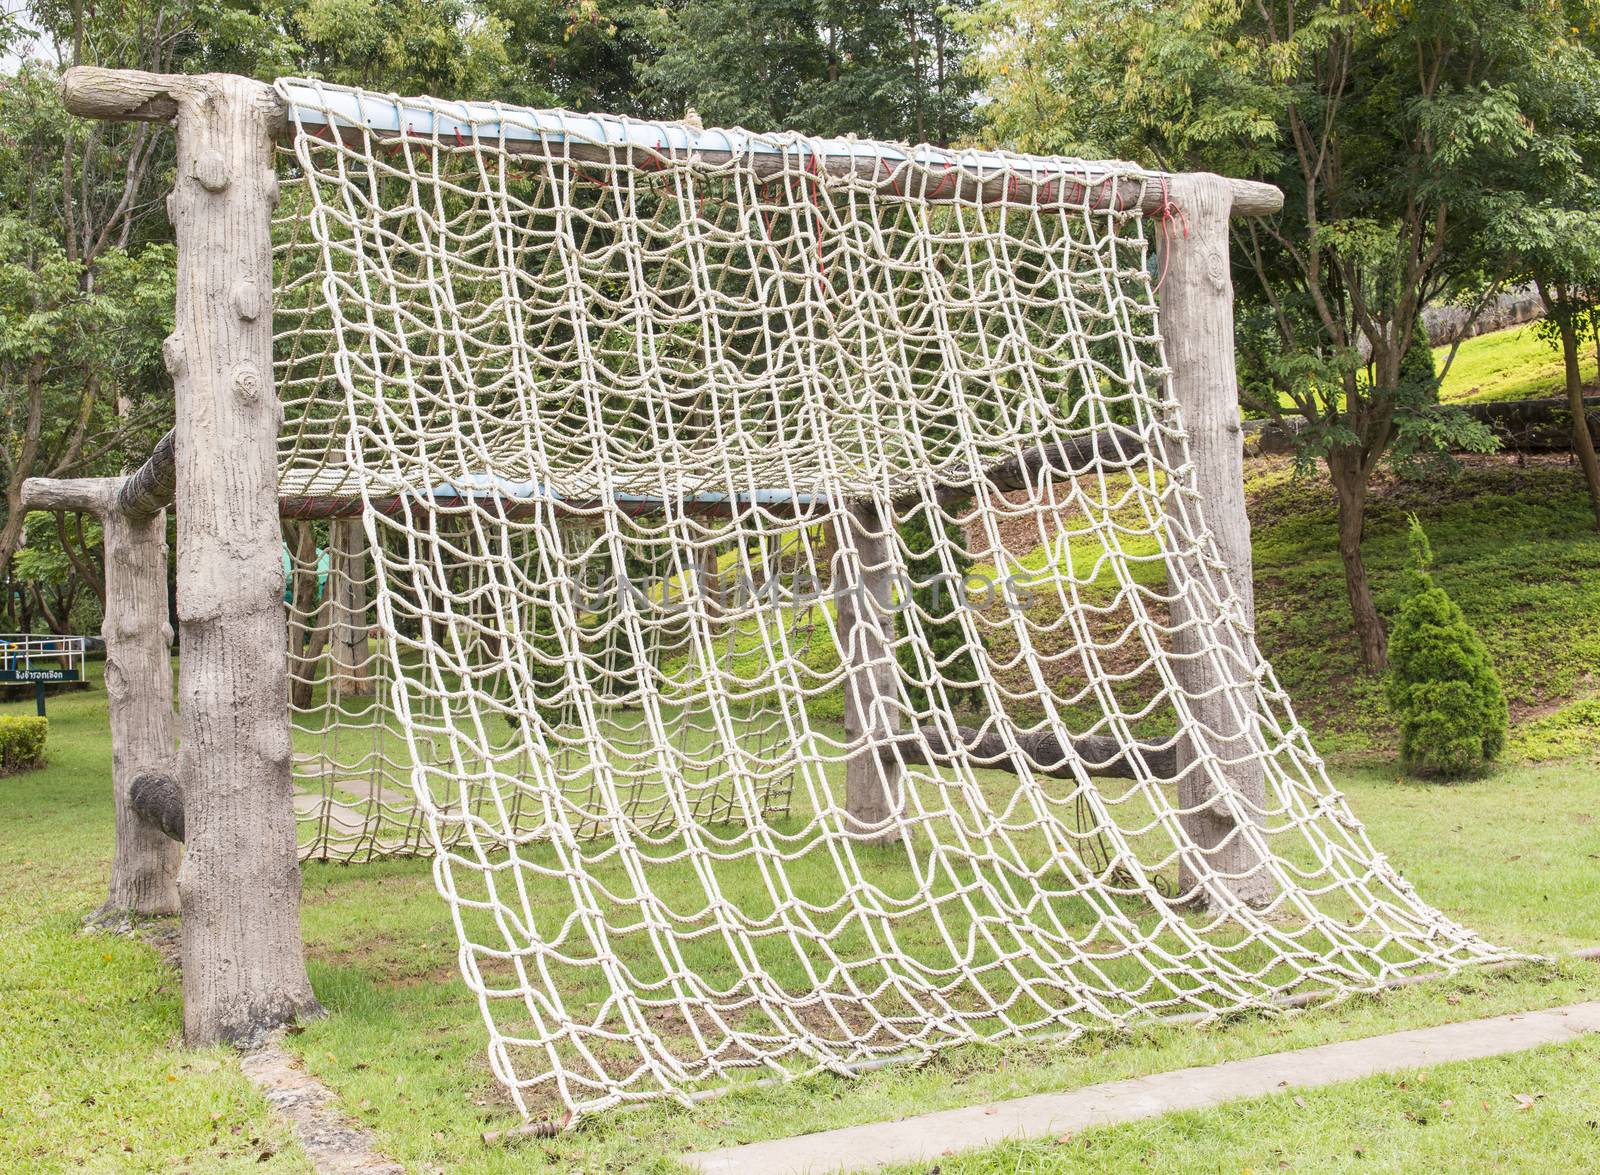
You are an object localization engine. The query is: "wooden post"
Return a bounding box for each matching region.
[327,518,374,698]
[1157,173,1275,908]
[63,66,319,1043]
[19,476,181,924]
[831,501,903,843]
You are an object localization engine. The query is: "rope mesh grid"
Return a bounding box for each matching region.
[269,78,1512,1122]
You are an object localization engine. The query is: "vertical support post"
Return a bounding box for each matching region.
[157,73,320,1041]
[327,518,374,698]
[99,498,183,920]
[63,64,319,1036]
[1157,173,1274,908]
[19,476,182,923]
[831,500,904,843]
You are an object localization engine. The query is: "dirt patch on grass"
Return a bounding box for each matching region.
[305,930,458,987]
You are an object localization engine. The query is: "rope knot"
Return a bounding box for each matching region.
[1152,175,1189,292]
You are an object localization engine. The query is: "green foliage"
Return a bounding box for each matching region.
[643,0,976,142]
[1400,319,1439,404]
[960,0,1591,662]
[1384,516,1508,778]
[894,503,984,714]
[0,714,47,774]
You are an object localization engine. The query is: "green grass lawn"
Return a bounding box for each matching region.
[889,1033,1600,1173]
[1246,453,1600,758]
[6,444,1599,1171]
[1437,322,1596,405]
[5,676,1599,1172]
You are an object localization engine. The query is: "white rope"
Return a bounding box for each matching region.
[271,78,1511,1123]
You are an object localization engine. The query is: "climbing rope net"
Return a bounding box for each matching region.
[269,78,1508,1122]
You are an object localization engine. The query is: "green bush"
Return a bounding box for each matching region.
[0,715,48,776]
[1385,517,1507,777]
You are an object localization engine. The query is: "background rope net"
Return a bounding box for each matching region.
[269,79,1509,1121]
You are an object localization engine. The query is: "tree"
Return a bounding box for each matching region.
[0,3,189,587]
[1385,516,1506,777]
[0,208,174,592]
[1480,30,1600,530]
[1533,275,1600,531]
[960,0,1591,669]
[9,510,103,634]
[644,0,976,143]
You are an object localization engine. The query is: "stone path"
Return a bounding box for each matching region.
[683,1001,1600,1174]
[241,1040,406,1174]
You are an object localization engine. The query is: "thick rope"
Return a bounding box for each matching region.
[270,79,1511,1123]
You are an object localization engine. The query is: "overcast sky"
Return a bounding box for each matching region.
[2,0,47,74]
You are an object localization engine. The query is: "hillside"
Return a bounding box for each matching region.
[963,452,1600,764]
[1246,452,1600,759]
[1437,321,1599,404]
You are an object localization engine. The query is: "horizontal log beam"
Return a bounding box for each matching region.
[889,723,1179,782]
[905,426,1149,513]
[276,490,815,521]
[282,428,1150,521]
[129,770,185,843]
[118,430,177,521]
[20,476,120,516]
[63,67,1281,217]
[62,66,284,133]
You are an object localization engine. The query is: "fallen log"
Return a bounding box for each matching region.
[885,723,1179,782]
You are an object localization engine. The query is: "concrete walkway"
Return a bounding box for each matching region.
[683,1001,1600,1174]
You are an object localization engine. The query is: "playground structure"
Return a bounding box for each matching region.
[0,634,88,716]
[20,67,1510,1129]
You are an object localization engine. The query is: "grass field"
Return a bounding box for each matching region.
[1437,322,1597,405]
[6,443,1599,1171]
[5,672,1599,1172]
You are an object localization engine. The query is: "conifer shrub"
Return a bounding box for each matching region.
[1384,516,1507,778]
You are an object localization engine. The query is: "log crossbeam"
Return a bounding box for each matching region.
[887,724,1178,782]
[121,427,1152,522]
[62,67,1281,217]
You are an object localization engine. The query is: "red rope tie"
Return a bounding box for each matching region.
[1151,175,1189,293]
[806,152,827,287]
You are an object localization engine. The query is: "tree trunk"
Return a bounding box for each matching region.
[286,521,330,711]
[19,476,181,923]
[831,499,904,844]
[1558,315,1600,530]
[1328,455,1387,670]
[1157,173,1275,909]
[154,73,320,1044]
[327,518,374,698]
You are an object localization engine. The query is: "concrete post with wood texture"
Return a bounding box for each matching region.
[62,66,320,1043]
[19,476,181,923]
[327,518,375,698]
[1157,173,1277,908]
[831,500,904,843]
